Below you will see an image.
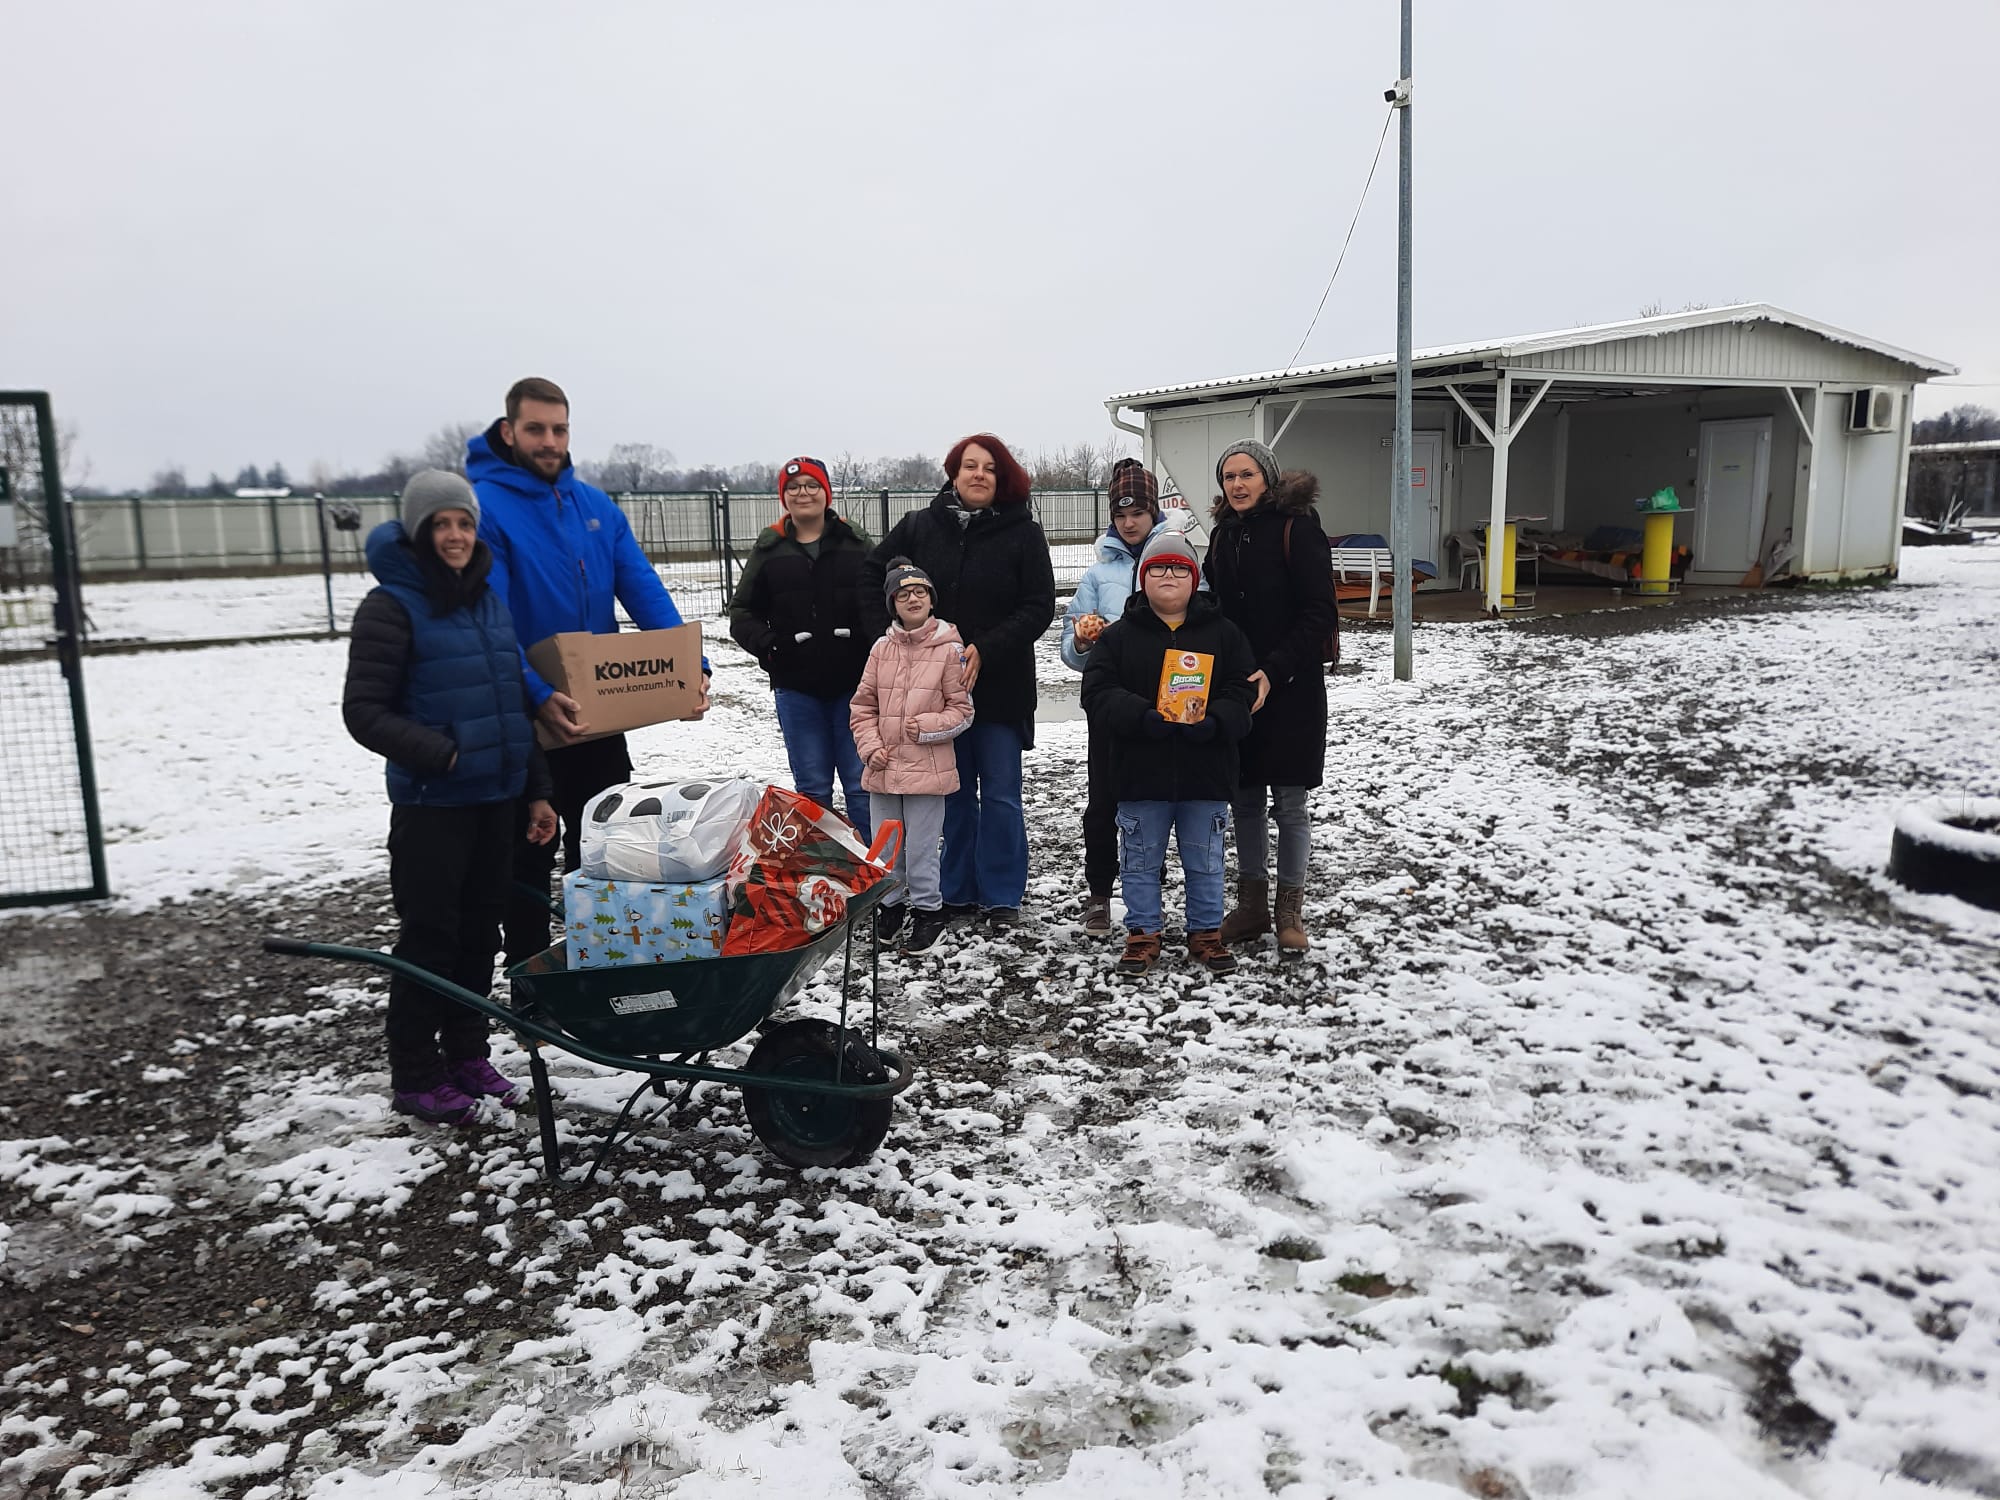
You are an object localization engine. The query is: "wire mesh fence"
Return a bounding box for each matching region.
[0,392,109,904]
[60,488,1119,642]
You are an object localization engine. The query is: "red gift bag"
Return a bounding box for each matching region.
[721,787,900,955]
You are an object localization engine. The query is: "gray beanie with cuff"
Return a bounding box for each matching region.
[401,469,481,536]
[1215,439,1280,496]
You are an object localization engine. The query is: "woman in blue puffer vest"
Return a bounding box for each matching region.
[343,471,557,1125]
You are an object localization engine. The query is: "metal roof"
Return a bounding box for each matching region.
[1107,303,1958,408]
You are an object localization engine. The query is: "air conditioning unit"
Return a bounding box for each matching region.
[1848,386,1897,434]
[1454,409,1492,449]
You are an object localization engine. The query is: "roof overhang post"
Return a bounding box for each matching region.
[1486,370,1514,613]
[1782,386,1815,447]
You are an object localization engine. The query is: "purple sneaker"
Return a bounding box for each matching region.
[447,1057,523,1106]
[392,1081,478,1125]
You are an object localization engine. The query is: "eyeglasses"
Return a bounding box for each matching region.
[1144,563,1193,579]
[893,585,930,601]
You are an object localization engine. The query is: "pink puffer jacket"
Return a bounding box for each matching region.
[850,619,973,795]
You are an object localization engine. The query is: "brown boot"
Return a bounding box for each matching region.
[1185,929,1239,975]
[1275,883,1309,958]
[1218,877,1271,946]
[1116,932,1162,977]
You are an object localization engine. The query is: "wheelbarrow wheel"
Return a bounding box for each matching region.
[740,1019,893,1169]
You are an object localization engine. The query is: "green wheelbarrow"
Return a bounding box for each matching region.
[263,859,914,1184]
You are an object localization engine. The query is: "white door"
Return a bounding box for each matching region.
[1695,418,1771,574]
[1411,431,1444,572]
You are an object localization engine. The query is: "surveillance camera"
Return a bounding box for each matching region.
[1385,78,1412,107]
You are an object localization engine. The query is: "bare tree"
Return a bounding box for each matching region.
[147,466,189,497]
[0,408,92,554]
[421,420,484,476]
[591,442,677,492]
[884,452,940,490]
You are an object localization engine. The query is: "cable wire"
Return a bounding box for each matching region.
[1288,105,1396,370]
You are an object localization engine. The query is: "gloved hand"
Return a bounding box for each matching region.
[1180,715,1221,743]
[1141,710,1172,741]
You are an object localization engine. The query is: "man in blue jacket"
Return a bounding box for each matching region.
[468,376,711,965]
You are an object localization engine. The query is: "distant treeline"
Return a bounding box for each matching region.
[85,424,1137,500]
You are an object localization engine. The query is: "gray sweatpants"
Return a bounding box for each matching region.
[871,792,948,912]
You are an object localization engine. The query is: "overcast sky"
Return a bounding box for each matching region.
[6,0,1996,491]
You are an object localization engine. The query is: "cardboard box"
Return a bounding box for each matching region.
[1156,649,1214,724]
[563,871,730,969]
[527,623,703,748]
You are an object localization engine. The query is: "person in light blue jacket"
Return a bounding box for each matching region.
[465,376,710,964]
[1061,459,1181,934]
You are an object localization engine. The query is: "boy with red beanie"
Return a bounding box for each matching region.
[1080,530,1256,977]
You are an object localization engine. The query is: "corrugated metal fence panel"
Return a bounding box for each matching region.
[68,491,1108,575]
[1502,321,1926,385]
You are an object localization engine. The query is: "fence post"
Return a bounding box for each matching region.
[708,490,725,604]
[267,493,283,566]
[1095,487,1103,533]
[718,483,735,604]
[316,493,336,635]
[879,488,890,539]
[130,494,147,571]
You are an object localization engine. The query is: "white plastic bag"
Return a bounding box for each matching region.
[580,777,765,882]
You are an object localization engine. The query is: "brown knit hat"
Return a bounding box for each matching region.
[1107,458,1159,513]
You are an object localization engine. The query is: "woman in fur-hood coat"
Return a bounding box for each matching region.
[1204,440,1339,954]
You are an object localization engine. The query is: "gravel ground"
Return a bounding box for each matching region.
[4,572,1998,1498]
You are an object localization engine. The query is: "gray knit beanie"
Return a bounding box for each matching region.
[1215,439,1279,496]
[882,555,936,611]
[401,469,480,536]
[1138,527,1201,584]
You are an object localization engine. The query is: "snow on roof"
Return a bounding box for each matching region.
[1912,440,2000,455]
[1107,303,1958,406]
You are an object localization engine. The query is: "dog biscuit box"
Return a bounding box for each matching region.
[1156,648,1214,724]
[527,622,705,750]
[562,871,730,970]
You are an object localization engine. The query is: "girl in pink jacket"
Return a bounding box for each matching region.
[850,558,974,953]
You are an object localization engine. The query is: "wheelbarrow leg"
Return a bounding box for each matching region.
[526,1041,562,1185]
[582,1074,661,1188]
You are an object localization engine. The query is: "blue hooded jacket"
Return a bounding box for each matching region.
[356,521,535,806]
[1061,517,1207,672]
[465,422,705,705]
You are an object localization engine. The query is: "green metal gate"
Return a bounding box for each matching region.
[0,392,109,905]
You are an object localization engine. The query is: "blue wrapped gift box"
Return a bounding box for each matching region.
[562,872,731,970]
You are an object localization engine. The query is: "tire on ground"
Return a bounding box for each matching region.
[1888,797,2000,913]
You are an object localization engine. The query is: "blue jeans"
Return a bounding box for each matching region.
[1117,800,1229,935]
[942,720,1027,910]
[773,688,870,839]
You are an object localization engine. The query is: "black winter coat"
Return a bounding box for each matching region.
[1080,592,1256,805]
[861,486,1056,731]
[727,512,873,697]
[1204,472,1338,790]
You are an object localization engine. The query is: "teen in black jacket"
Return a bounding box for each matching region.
[728,458,874,835]
[1081,533,1255,977]
[860,435,1054,922]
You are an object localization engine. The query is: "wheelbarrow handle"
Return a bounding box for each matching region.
[260,936,917,1100]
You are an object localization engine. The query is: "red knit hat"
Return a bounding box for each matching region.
[780,456,832,499]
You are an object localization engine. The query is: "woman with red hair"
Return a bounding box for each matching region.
[863,435,1054,929]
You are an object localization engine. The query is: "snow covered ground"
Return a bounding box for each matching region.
[3,548,1998,1498]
